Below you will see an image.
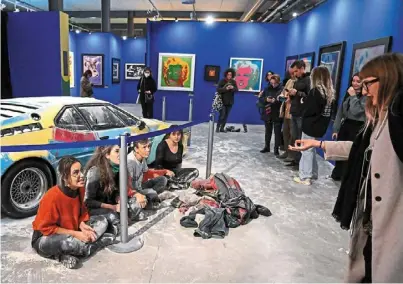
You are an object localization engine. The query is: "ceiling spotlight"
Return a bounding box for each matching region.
[175,17,178,22]
[122,36,127,40]
[205,15,214,25]
[75,29,80,34]
[292,12,298,17]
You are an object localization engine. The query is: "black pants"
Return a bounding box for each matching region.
[217,105,232,130]
[141,100,154,118]
[264,120,282,151]
[32,215,109,259]
[332,119,364,180]
[361,236,372,283]
[290,116,303,162]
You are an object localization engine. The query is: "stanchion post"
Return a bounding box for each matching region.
[206,113,215,178]
[119,134,129,244]
[187,96,194,146]
[162,96,166,122]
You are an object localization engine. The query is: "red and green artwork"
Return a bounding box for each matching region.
[158,53,196,91]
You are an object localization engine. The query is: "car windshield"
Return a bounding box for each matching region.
[77,105,126,130]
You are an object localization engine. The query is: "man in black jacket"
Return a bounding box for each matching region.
[216,68,238,133]
[286,60,311,166]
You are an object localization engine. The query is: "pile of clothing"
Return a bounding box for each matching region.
[171,173,272,239]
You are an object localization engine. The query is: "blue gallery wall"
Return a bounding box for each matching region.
[121,38,147,103]
[69,32,78,97]
[147,21,288,123]
[7,12,62,98]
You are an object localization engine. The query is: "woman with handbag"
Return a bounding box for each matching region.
[137,67,157,118]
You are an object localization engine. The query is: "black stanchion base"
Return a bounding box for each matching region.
[108,235,144,254]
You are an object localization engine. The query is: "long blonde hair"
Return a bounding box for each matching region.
[359,53,403,126]
[310,66,335,105]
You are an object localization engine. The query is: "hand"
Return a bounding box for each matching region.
[134,193,147,208]
[115,202,121,213]
[288,139,321,152]
[258,91,263,97]
[347,87,356,96]
[289,89,297,96]
[145,90,151,94]
[332,133,338,140]
[226,85,232,90]
[74,231,91,243]
[165,170,175,177]
[79,222,97,242]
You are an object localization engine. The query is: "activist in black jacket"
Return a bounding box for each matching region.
[137,67,157,118]
[290,72,311,117]
[216,68,238,132]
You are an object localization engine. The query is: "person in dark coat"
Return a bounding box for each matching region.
[216,68,238,133]
[137,67,157,119]
[257,74,284,155]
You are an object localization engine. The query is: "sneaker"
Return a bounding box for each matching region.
[59,255,79,269]
[293,177,312,185]
[278,153,288,159]
[284,157,295,163]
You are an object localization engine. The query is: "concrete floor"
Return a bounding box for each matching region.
[1,104,350,283]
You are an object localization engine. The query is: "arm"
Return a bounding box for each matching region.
[78,188,90,224]
[289,140,352,161]
[154,141,166,169]
[348,96,366,116]
[137,78,142,91]
[150,78,157,94]
[232,80,238,92]
[333,103,345,134]
[84,167,111,210]
[81,78,92,92]
[216,80,227,93]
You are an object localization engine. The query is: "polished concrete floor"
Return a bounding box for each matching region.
[1,104,350,283]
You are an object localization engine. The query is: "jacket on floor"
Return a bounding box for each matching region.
[290,72,311,117]
[217,78,238,106]
[258,84,284,122]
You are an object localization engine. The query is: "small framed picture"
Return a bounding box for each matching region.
[112,58,120,84]
[204,65,220,83]
[125,63,145,80]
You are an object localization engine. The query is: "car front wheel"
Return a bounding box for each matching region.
[1,160,53,219]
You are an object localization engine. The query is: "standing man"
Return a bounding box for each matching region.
[216,68,238,133]
[286,60,311,167]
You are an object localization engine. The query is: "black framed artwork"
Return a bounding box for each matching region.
[112,58,120,84]
[318,41,346,116]
[82,54,104,87]
[284,55,298,75]
[348,36,392,80]
[204,65,220,83]
[298,52,315,73]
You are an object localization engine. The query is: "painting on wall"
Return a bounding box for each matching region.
[125,63,145,80]
[298,52,315,73]
[229,57,264,92]
[82,54,104,87]
[204,65,220,83]
[112,58,120,84]
[158,53,196,91]
[349,36,392,79]
[69,51,75,88]
[284,55,298,75]
[318,41,346,117]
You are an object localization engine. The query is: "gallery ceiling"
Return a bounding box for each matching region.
[2,0,327,36]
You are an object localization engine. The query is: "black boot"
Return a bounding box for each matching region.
[260,147,270,153]
[274,148,280,156]
[216,124,220,133]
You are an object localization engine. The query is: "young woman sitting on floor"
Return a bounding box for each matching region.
[31,156,115,269]
[154,126,199,189]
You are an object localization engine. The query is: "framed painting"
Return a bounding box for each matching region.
[69,51,75,88]
[318,41,346,111]
[125,63,145,80]
[158,53,196,91]
[204,65,220,83]
[82,54,104,87]
[112,58,120,84]
[298,52,315,73]
[349,36,392,79]
[285,55,298,74]
[229,57,264,92]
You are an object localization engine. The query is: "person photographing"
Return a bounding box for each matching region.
[216,68,238,133]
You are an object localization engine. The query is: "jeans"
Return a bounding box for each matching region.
[218,105,232,129]
[299,132,318,180]
[32,215,109,259]
[264,120,282,151]
[141,101,154,118]
[290,116,303,162]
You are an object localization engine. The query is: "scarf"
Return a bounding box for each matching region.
[332,124,373,230]
[110,161,120,174]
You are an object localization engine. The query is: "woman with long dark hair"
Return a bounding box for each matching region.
[32,156,114,269]
[137,67,157,118]
[216,68,238,133]
[330,74,366,181]
[290,53,403,282]
[80,70,93,97]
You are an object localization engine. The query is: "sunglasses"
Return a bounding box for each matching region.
[362,78,379,92]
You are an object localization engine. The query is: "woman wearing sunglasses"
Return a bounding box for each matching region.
[289,53,403,283]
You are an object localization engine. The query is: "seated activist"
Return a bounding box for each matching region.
[32,156,115,269]
[84,145,148,234]
[127,139,176,203]
[154,126,199,186]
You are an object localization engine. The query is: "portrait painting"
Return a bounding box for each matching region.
[285,55,298,75]
[349,36,392,79]
[298,52,315,73]
[69,51,75,88]
[112,58,120,84]
[82,54,104,87]
[204,65,220,83]
[158,53,196,91]
[229,57,264,92]
[125,63,145,80]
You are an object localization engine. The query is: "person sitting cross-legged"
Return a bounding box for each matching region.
[31,156,115,269]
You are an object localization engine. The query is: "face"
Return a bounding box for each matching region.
[226,72,233,80]
[168,64,182,85]
[66,162,84,189]
[235,67,252,89]
[106,145,120,164]
[270,79,278,88]
[144,71,150,78]
[267,73,273,81]
[351,76,362,90]
[169,131,182,143]
[294,67,305,78]
[135,142,151,158]
[361,76,379,106]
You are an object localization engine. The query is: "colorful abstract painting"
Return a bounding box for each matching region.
[229,57,264,92]
[112,58,120,84]
[82,54,104,87]
[320,51,340,88]
[298,52,315,73]
[69,51,75,88]
[158,53,196,91]
[125,63,145,80]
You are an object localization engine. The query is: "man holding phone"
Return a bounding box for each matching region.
[216,68,238,133]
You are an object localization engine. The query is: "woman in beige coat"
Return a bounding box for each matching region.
[290,53,403,283]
